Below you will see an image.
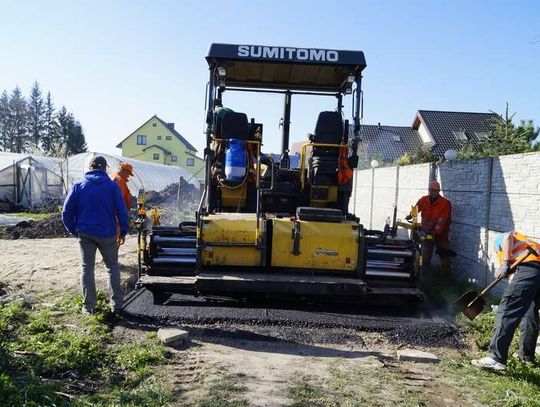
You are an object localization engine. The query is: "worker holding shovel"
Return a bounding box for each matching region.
[471,231,540,371]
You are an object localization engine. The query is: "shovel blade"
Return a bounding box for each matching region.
[455,291,486,321]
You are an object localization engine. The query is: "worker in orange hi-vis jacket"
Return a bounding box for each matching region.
[407,180,452,278]
[472,231,540,371]
[112,162,134,212]
[112,162,134,245]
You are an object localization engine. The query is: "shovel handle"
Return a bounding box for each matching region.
[477,245,539,298]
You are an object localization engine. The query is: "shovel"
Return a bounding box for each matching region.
[455,245,539,321]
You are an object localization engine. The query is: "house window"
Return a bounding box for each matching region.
[166,135,172,141]
[153,153,160,160]
[475,131,490,140]
[186,158,195,166]
[137,135,147,145]
[152,123,157,127]
[391,134,401,142]
[452,130,468,141]
[171,155,177,162]
[157,136,162,140]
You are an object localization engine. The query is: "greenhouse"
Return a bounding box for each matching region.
[0,152,202,210]
[62,152,202,196]
[0,152,63,209]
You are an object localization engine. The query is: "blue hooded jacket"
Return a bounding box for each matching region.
[62,170,129,238]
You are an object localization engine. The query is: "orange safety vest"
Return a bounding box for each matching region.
[416,195,452,236]
[496,231,540,266]
[113,172,132,211]
[337,145,353,185]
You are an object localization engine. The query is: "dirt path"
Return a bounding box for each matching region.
[0,237,483,406]
[0,236,139,295]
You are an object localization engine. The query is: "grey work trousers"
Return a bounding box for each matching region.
[78,233,122,312]
[488,263,540,364]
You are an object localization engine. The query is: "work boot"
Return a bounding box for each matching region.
[81,307,95,315]
[471,356,506,372]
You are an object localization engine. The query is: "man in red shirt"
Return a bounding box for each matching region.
[113,162,134,212]
[408,180,452,278]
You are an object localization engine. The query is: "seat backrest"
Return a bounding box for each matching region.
[313,111,343,144]
[221,112,249,140]
[213,108,250,140]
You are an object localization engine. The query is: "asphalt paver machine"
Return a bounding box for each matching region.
[137,44,422,304]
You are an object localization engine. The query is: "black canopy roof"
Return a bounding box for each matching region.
[206,43,367,92]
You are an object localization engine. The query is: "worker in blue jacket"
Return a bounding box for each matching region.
[62,156,129,315]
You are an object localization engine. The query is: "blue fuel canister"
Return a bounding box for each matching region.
[224,139,247,181]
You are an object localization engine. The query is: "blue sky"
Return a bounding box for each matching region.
[1,0,539,156]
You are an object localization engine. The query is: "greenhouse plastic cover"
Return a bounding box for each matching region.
[63,152,202,195]
[0,152,62,172]
[0,152,64,207]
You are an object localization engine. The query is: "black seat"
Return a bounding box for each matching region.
[213,108,250,140]
[313,111,344,144]
[309,111,343,185]
[221,112,249,140]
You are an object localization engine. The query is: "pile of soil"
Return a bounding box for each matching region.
[144,182,199,225]
[0,214,70,239]
[146,181,199,207]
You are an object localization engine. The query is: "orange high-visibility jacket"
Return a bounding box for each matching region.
[496,231,540,266]
[113,173,132,211]
[416,195,452,236]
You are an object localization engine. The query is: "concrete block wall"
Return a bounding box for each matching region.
[396,164,432,222]
[350,152,540,289]
[371,166,398,229]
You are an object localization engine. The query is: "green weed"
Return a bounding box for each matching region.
[114,333,169,377]
[442,358,540,407]
[74,376,173,407]
[0,292,173,406]
[0,372,69,407]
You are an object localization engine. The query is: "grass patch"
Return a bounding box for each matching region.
[196,374,248,407]
[288,363,424,407]
[114,333,170,378]
[442,358,540,407]
[10,212,57,221]
[456,308,523,356]
[74,376,173,407]
[0,292,172,406]
[447,305,540,406]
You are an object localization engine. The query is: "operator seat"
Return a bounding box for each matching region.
[213,107,250,139]
[309,111,344,185]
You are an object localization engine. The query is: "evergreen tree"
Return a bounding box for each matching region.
[515,119,539,146]
[479,104,533,157]
[57,106,87,157]
[8,87,28,153]
[42,91,59,155]
[27,81,45,148]
[0,90,10,151]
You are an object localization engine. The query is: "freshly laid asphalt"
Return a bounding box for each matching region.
[122,288,463,348]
